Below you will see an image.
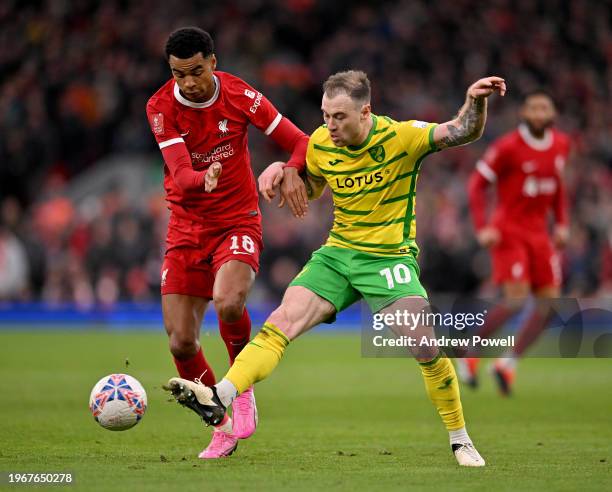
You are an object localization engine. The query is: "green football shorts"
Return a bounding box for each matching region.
[289,245,427,317]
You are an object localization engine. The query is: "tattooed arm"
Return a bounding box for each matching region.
[304,172,327,200]
[434,76,506,149]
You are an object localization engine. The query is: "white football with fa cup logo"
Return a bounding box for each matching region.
[89,374,147,431]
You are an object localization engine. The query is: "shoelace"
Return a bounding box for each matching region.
[194,370,209,386]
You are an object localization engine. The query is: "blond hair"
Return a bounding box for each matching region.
[323,70,371,105]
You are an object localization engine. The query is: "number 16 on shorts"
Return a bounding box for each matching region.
[230,235,255,255]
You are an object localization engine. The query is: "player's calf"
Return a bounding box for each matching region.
[168,332,200,360]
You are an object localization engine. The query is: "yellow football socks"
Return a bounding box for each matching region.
[419,354,465,431]
[225,322,290,393]
[224,322,465,434]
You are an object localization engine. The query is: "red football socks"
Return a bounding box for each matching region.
[173,348,216,386]
[219,308,252,364]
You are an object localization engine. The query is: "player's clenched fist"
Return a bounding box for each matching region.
[204,162,222,192]
[467,77,506,99]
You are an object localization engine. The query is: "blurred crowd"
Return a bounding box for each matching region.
[0,0,610,305]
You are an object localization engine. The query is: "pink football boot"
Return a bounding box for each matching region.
[231,386,258,439]
[199,430,238,459]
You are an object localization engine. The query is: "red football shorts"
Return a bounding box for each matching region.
[160,214,263,298]
[491,231,560,289]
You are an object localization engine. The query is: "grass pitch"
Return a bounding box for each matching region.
[0,329,610,491]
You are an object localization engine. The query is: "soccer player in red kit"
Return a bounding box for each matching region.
[146,27,308,458]
[460,91,570,395]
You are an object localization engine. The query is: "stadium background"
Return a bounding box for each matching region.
[0,2,611,490]
[0,0,610,306]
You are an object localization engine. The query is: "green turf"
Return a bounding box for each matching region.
[0,330,610,491]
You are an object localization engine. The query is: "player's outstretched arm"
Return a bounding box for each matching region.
[434,76,506,149]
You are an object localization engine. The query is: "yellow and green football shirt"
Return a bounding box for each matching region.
[306,114,438,256]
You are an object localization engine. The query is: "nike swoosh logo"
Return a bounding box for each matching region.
[233,251,251,255]
[180,131,190,137]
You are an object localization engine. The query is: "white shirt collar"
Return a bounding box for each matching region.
[518,123,553,151]
[173,75,220,108]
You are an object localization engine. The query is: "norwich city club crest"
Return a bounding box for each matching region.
[368,145,385,163]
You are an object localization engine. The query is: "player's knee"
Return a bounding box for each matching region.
[168,331,199,359]
[214,293,246,323]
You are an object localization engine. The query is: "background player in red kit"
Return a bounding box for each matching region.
[146,27,308,458]
[459,91,571,395]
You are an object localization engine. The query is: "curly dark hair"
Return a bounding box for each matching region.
[165,27,214,60]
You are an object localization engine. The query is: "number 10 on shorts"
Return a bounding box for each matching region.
[230,235,255,255]
[379,264,412,289]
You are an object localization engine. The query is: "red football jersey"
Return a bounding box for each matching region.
[146,71,283,224]
[473,124,570,234]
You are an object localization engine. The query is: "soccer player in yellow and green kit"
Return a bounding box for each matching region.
[165,70,506,466]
